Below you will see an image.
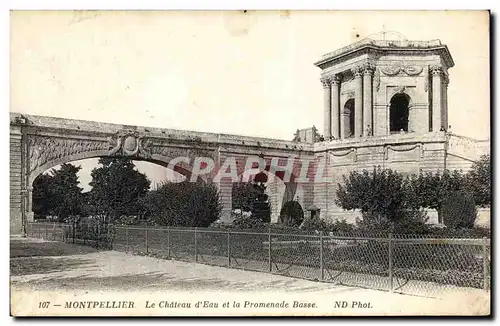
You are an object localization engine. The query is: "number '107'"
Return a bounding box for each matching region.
[38,302,50,308]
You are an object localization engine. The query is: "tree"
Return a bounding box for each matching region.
[140,181,222,227]
[48,163,84,222]
[466,154,491,207]
[441,191,477,229]
[336,167,415,223]
[249,172,271,222]
[231,172,271,223]
[89,157,150,222]
[232,182,260,212]
[32,173,54,219]
[279,200,304,227]
[411,170,466,223]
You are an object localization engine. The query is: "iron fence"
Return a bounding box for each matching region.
[26,222,490,297]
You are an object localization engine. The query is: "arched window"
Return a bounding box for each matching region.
[343,99,355,138]
[390,93,410,133]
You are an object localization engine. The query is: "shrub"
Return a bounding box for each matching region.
[411,169,467,223]
[466,154,491,207]
[232,216,268,230]
[300,217,330,232]
[140,181,222,227]
[356,210,430,235]
[328,219,356,233]
[392,216,430,235]
[336,167,415,222]
[279,200,304,227]
[442,191,477,229]
[115,215,140,226]
[232,180,271,223]
[232,182,259,212]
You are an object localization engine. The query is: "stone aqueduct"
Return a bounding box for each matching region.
[9,112,488,234]
[10,37,490,234]
[9,113,319,234]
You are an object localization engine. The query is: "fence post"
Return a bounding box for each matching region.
[45,223,48,240]
[125,226,129,252]
[167,227,171,259]
[227,229,231,267]
[320,231,324,281]
[268,227,272,272]
[194,227,198,262]
[388,233,393,293]
[72,221,76,244]
[145,228,149,254]
[483,237,488,290]
[53,222,56,241]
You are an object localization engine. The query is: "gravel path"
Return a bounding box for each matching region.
[10,236,490,316]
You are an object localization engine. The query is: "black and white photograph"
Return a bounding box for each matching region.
[8,10,491,316]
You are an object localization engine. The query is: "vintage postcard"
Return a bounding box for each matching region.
[9,10,491,317]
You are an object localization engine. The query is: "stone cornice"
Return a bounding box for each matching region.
[10,112,314,153]
[314,39,454,70]
[313,132,448,153]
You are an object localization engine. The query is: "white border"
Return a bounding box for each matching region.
[1,1,497,325]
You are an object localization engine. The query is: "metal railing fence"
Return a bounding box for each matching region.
[26,222,490,297]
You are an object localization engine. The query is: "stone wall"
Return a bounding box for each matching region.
[312,132,489,224]
[10,127,23,234]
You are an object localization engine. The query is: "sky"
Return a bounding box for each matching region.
[10,11,490,190]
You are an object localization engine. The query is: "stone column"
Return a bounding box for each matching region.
[431,65,443,131]
[443,74,449,130]
[362,64,374,137]
[330,75,341,139]
[321,77,332,139]
[340,109,346,140]
[26,187,34,223]
[352,65,364,139]
[217,180,233,222]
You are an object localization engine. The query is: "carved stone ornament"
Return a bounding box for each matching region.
[351,65,364,77]
[380,64,423,77]
[430,65,442,76]
[403,66,423,76]
[320,76,331,88]
[363,63,376,75]
[108,130,153,157]
[380,66,401,76]
[28,135,109,174]
[329,148,357,162]
[384,144,422,160]
[150,141,216,161]
[329,148,355,157]
[331,74,341,86]
[393,86,406,94]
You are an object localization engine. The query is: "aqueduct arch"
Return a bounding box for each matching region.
[234,165,304,223]
[10,113,316,234]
